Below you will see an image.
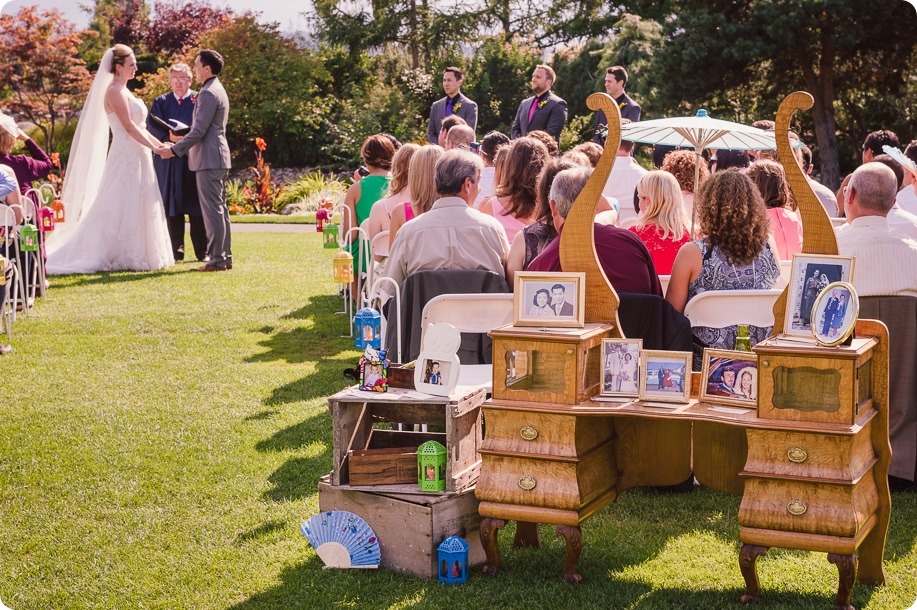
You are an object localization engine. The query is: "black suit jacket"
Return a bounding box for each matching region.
[511,91,567,141]
[593,92,641,144]
[427,93,478,144]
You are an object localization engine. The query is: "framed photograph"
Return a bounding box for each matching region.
[414,322,461,397]
[601,339,642,397]
[811,281,859,347]
[785,254,854,338]
[639,350,692,403]
[699,349,758,408]
[513,271,585,328]
[360,357,389,392]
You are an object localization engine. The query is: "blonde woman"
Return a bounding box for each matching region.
[367,143,419,244]
[388,145,445,249]
[628,171,691,274]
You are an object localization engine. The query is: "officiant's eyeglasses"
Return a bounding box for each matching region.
[170,75,192,82]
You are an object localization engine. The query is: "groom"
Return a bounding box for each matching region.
[159,49,232,271]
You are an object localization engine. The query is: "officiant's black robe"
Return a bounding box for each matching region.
[148,91,202,218]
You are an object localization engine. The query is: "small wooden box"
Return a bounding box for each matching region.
[490,323,614,405]
[754,336,877,425]
[348,446,418,486]
[318,476,485,579]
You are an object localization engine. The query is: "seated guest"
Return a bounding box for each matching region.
[384,149,509,288]
[473,131,509,208]
[746,159,803,260]
[528,166,662,296]
[709,149,749,172]
[480,137,550,243]
[571,142,603,167]
[602,139,647,225]
[388,145,444,249]
[0,112,53,203]
[445,125,475,151]
[837,129,899,216]
[0,165,23,222]
[667,170,781,353]
[438,115,467,148]
[896,140,917,215]
[527,130,559,157]
[836,162,917,297]
[367,143,419,245]
[661,149,709,226]
[560,150,592,167]
[629,171,691,275]
[869,153,917,241]
[793,144,839,217]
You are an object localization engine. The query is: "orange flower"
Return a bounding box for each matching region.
[255,137,267,151]
[50,152,60,166]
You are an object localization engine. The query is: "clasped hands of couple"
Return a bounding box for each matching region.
[154,132,183,158]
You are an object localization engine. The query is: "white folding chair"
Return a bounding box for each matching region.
[658,274,671,295]
[0,205,26,320]
[1,257,19,341]
[830,217,847,229]
[617,216,639,229]
[419,293,514,390]
[777,261,792,289]
[683,289,783,330]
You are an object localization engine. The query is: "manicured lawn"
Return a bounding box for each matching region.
[230,214,315,224]
[1,232,915,609]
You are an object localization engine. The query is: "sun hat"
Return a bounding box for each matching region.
[0,112,18,138]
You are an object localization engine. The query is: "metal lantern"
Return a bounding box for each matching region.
[437,536,469,585]
[315,207,329,233]
[354,307,382,350]
[50,199,66,223]
[38,206,55,232]
[332,249,354,284]
[19,222,39,252]
[323,221,340,248]
[417,440,446,492]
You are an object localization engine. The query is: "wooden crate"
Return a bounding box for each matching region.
[318,476,485,579]
[348,446,418,486]
[328,386,485,493]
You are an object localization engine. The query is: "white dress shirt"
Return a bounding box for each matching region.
[807,177,839,217]
[896,185,917,215]
[384,196,510,288]
[836,215,917,297]
[473,166,496,209]
[603,155,647,225]
[887,205,917,241]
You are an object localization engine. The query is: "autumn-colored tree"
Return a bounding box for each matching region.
[147,0,233,57]
[0,6,92,154]
[85,0,151,50]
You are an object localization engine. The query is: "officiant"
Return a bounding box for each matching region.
[148,63,207,261]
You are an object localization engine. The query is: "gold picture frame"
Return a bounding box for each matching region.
[811,281,859,347]
[600,339,642,398]
[785,254,855,338]
[513,271,586,328]
[699,348,758,408]
[638,350,692,403]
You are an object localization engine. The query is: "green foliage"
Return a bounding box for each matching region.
[593,14,664,118]
[552,39,603,125]
[559,115,594,153]
[273,171,344,213]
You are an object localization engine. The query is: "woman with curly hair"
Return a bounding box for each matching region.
[629,170,691,274]
[660,149,709,226]
[480,136,550,242]
[666,170,781,355]
[745,159,802,260]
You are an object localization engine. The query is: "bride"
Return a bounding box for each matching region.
[46,44,174,274]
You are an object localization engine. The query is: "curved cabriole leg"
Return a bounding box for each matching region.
[739,544,769,604]
[480,518,506,576]
[828,552,857,610]
[512,521,541,549]
[555,524,584,583]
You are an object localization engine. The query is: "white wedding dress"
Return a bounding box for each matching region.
[46,94,174,274]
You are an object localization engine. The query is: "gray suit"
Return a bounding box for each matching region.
[427,93,478,144]
[511,91,567,142]
[171,76,232,268]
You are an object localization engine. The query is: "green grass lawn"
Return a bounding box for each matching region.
[1,232,915,609]
[230,214,315,224]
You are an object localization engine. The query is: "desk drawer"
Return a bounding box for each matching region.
[738,471,877,538]
[481,408,614,458]
[744,425,874,481]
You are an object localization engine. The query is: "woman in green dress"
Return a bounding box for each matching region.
[342,134,396,301]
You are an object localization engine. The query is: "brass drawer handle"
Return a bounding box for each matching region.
[565,349,574,355]
[787,499,808,516]
[520,425,538,441]
[518,475,537,491]
[787,447,808,463]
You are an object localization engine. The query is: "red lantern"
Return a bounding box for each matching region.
[38,206,55,232]
[50,199,66,223]
[315,207,329,233]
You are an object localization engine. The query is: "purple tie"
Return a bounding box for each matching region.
[527,96,540,125]
[445,97,454,117]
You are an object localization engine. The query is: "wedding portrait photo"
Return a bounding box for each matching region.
[785,254,854,337]
[601,339,642,397]
[811,282,859,346]
[513,271,585,328]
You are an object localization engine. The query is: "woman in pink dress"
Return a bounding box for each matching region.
[388,145,444,249]
[629,171,691,275]
[746,159,802,261]
[480,136,550,243]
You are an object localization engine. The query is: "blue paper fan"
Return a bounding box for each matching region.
[301,511,380,569]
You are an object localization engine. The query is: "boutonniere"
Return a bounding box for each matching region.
[453,102,463,112]
[190,94,198,104]
[538,98,550,110]
[618,102,626,110]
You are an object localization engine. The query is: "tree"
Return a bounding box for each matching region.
[0,6,92,154]
[85,0,151,50]
[146,0,233,57]
[644,0,916,189]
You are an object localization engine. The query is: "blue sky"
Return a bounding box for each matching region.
[0,0,312,34]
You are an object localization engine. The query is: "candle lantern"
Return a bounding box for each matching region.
[354,307,382,350]
[50,199,66,223]
[437,536,469,585]
[38,207,55,232]
[332,249,354,284]
[315,207,329,233]
[322,222,339,248]
[417,440,446,492]
[19,223,39,252]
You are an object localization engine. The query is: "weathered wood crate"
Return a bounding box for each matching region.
[348,446,418,486]
[328,386,485,493]
[319,476,485,579]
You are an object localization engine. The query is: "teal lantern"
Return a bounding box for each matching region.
[322,221,339,248]
[354,307,382,350]
[19,222,39,252]
[417,440,446,492]
[437,536,469,585]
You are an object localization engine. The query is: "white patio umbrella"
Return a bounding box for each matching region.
[620,109,780,233]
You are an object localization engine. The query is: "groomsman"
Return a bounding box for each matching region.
[511,65,567,142]
[148,63,208,261]
[427,67,478,145]
[593,66,641,145]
